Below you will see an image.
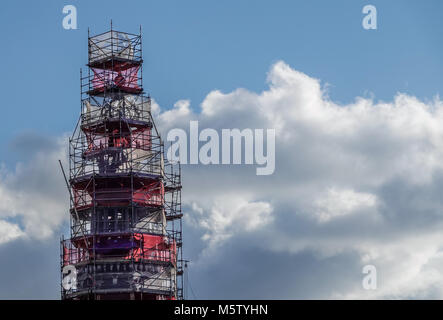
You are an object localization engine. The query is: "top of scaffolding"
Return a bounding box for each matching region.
[88,29,142,69]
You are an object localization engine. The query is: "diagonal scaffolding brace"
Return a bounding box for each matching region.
[59,159,90,250]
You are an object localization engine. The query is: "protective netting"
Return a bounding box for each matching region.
[89,31,141,64]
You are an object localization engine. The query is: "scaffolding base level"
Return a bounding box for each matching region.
[64,291,175,300]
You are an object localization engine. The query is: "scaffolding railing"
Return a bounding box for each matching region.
[88,30,142,66]
[69,206,168,237]
[70,217,166,239]
[81,95,151,126]
[71,180,164,210]
[61,262,176,298]
[82,67,143,97]
[69,136,164,179]
[69,106,169,181]
[61,236,177,266]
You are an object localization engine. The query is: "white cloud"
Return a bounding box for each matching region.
[188,195,273,251]
[0,135,69,241]
[335,233,443,299]
[153,60,443,298]
[0,220,24,245]
[4,60,443,298]
[313,188,378,223]
[158,99,191,126]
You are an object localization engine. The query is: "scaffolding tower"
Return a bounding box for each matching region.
[60,26,184,300]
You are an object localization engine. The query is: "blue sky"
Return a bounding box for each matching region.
[1,0,443,165]
[2,0,443,299]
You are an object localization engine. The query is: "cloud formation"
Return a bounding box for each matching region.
[153,61,443,299]
[3,61,443,298]
[0,134,69,244]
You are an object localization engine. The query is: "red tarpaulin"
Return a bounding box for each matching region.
[130,233,176,264]
[84,128,151,153]
[63,233,176,265]
[92,66,141,92]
